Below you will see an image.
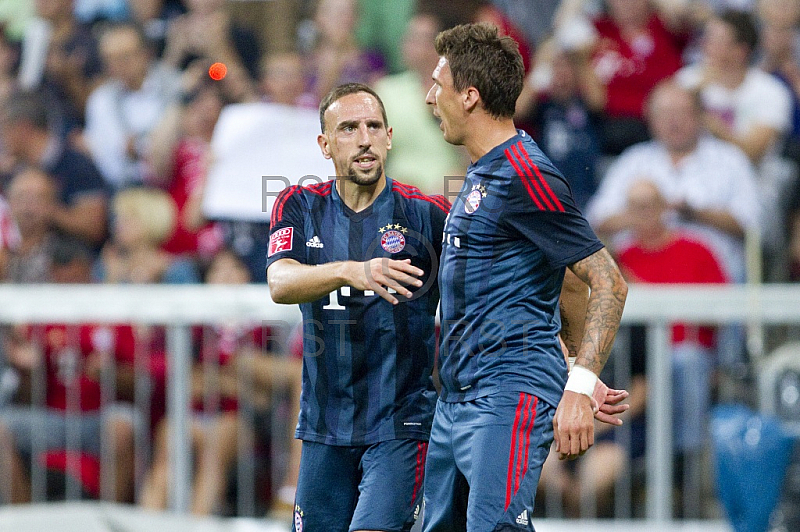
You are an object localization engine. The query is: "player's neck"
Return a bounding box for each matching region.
[463,116,518,163]
[336,176,386,213]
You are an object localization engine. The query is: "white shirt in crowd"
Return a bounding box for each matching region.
[84,63,182,190]
[586,134,760,283]
[676,65,792,154]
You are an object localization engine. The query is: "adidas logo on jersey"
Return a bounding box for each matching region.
[306,235,324,248]
[516,509,529,526]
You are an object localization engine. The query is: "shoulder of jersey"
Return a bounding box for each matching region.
[391,180,451,213]
[271,181,334,223]
[500,138,566,213]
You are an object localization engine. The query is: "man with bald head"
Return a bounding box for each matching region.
[587,80,760,283]
[614,178,728,509]
[84,23,182,189]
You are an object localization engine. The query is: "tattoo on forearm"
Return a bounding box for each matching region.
[559,309,579,358]
[569,248,627,374]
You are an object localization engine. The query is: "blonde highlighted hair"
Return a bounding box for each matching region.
[113,187,177,246]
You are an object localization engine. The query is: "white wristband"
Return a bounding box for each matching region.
[568,356,576,372]
[564,365,597,398]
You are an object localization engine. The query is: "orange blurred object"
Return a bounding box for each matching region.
[209,62,227,81]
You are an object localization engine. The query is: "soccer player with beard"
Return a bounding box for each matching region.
[267,83,450,532]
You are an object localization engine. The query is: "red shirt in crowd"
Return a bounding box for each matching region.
[616,234,727,347]
[161,138,223,259]
[592,14,685,118]
[191,324,269,413]
[28,324,137,411]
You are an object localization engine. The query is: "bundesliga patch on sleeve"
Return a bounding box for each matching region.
[269,227,294,256]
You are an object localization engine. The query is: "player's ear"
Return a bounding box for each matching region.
[386,126,393,150]
[463,86,480,113]
[317,133,332,159]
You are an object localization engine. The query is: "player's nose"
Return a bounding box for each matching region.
[357,124,372,146]
[425,84,436,106]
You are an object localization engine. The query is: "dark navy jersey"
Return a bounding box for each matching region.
[267,178,450,446]
[438,131,604,408]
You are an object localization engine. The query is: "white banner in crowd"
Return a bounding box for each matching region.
[202,102,335,222]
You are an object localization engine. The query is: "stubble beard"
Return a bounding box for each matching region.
[347,162,383,187]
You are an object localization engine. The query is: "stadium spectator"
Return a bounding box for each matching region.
[374,10,466,195]
[127,0,186,58]
[147,78,224,264]
[757,0,800,164]
[677,9,794,278]
[0,192,16,279]
[0,28,18,109]
[426,0,533,73]
[4,167,55,283]
[17,0,102,137]
[83,23,182,190]
[587,80,759,284]
[258,51,315,108]
[95,187,198,284]
[491,0,563,47]
[542,180,730,518]
[615,179,727,449]
[677,9,792,165]
[141,248,295,514]
[305,0,386,103]
[354,0,414,74]
[0,91,108,248]
[0,236,138,503]
[616,180,727,515]
[589,0,688,155]
[517,42,604,211]
[73,0,128,24]
[0,0,35,42]
[161,0,261,82]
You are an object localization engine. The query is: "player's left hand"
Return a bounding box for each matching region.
[592,378,629,426]
[553,391,594,461]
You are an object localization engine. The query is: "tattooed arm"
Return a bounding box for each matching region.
[553,247,628,460]
[568,247,627,373]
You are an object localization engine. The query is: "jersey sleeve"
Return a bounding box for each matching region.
[426,194,450,315]
[502,160,604,269]
[266,186,307,268]
[429,194,450,263]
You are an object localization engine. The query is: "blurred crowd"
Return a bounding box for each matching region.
[0,0,798,521]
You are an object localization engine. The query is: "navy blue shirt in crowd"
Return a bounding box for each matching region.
[43,140,108,205]
[267,178,449,446]
[438,131,604,409]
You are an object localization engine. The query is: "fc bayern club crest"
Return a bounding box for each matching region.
[465,183,487,214]
[379,223,407,253]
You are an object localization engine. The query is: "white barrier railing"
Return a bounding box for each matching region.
[3,284,800,520]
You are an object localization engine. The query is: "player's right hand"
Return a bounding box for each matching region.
[347,258,424,305]
[591,378,629,425]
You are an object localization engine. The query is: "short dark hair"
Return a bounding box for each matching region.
[2,90,49,130]
[318,83,389,133]
[434,22,523,119]
[718,9,759,56]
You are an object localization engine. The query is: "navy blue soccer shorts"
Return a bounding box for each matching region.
[421,391,555,531]
[293,438,428,532]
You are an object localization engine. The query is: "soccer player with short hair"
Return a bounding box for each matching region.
[267,83,449,532]
[422,23,629,531]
